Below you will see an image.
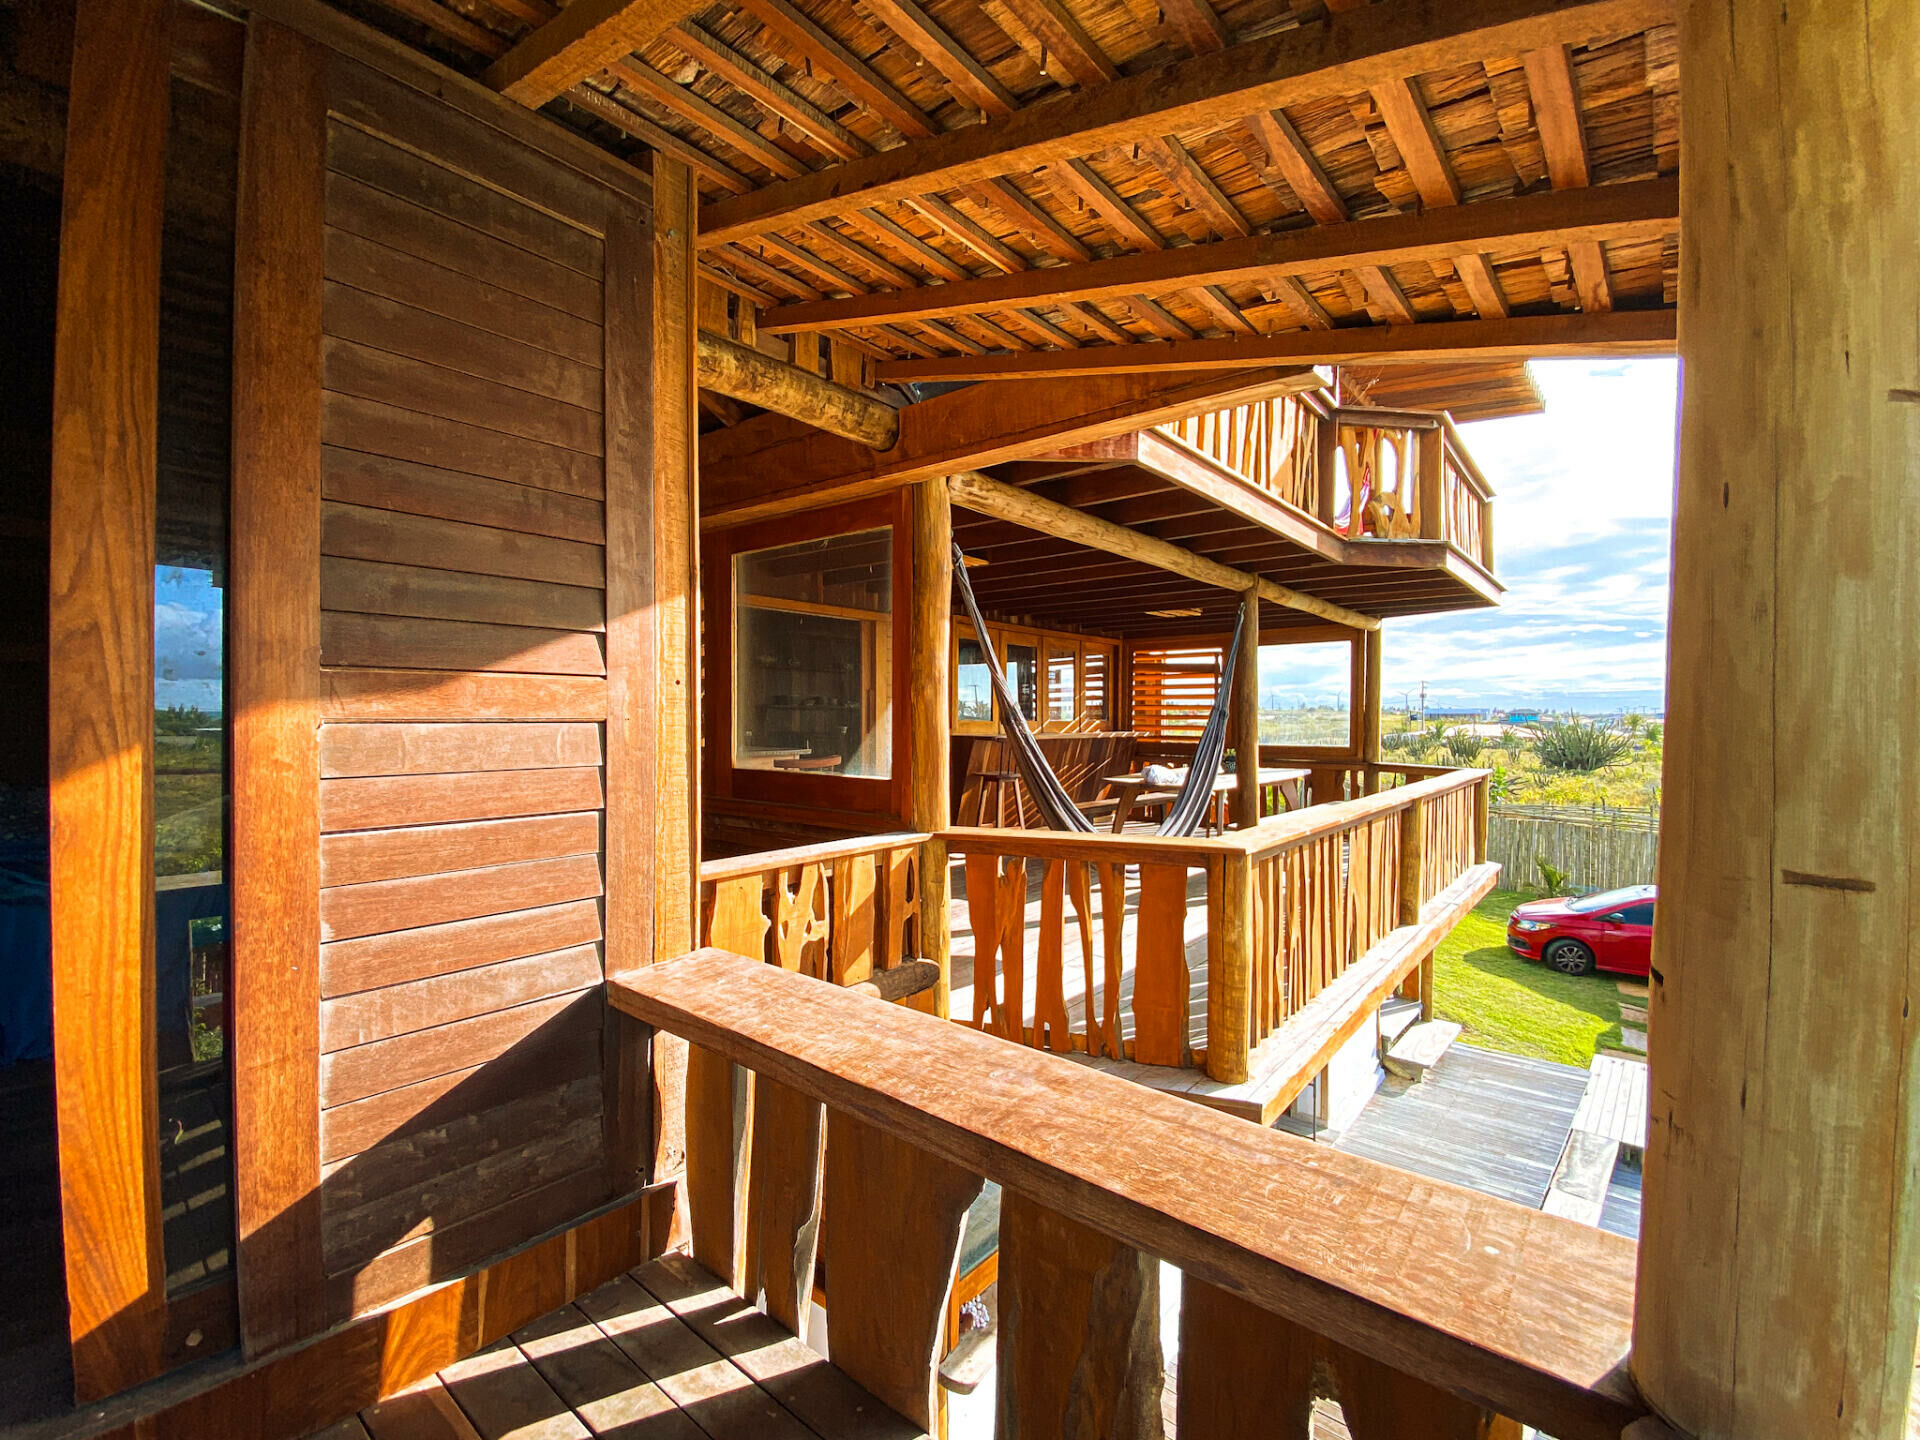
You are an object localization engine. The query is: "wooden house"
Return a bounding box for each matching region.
[0,0,1909,1435]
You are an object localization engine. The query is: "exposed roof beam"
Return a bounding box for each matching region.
[485,0,708,106]
[1568,238,1615,311]
[1249,107,1348,224]
[608,57,807,179]
[1453,253,1510,318]
[872,309,1676,380]
[1523,43,1591,189]
[732,0,936,138]
[1358,264,1417,323]
[1370,75,1461,208]
[670,21,867,160]
[563,83,753,192]
[996,0,1120,87]
[1159,0,1229,54]
[1143,135,1252,239]
[949,471,1381,630]
[697,0,1671,245]
[696,330,898,446]
[701,366,1324,524]
[757,177,1677,331]
[861,0,1017,116]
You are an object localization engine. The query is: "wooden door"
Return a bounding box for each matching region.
[226,17,656,1353]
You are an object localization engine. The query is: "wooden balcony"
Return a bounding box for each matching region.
[607,949,1644,1440]
[696,766,1495,1125]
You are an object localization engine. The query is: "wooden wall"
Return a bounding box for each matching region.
[229,16,660,1348]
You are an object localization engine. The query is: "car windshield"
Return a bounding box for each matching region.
[1566,887,1651,914]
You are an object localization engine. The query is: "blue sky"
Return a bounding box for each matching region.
[1260,359,1680,715]
[156,564,224,712]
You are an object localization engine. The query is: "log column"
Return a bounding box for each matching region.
[910,476,953,1016]
[1635,4,1919,1437]
[1361,627,1383,795]
[1231,587,1262,829]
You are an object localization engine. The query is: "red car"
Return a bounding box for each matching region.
[1506,884,1656,977]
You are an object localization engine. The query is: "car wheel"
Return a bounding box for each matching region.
[1544,938,1596,976]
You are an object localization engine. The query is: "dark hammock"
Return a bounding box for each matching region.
[952,543,1244,837]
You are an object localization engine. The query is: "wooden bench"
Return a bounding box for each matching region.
[954,731,1139,827]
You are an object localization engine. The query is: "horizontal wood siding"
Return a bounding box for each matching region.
[304,52,642,1324]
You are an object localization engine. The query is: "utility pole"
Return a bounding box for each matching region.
[1419,680,1428,725]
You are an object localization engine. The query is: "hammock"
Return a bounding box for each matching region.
[952,543,1244,837]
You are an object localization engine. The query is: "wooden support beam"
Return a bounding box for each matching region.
[1566,238,1613,312]
[1231,588,1262,829]
[609,57,807,180]
[697,0,1670,244]
[1522,43,1589,189]
[696,330,898,447]
[911,477,954,1017]
[702,365,1324,524]
[733,0,935,138]
[757,178,1678,332]
[1371,75,1461,208]
[1453,252,1510,318]
[862,0,1015,116]
[1249,106,1348,224]
[873,309,1676,380]
[1359,263,1417,323]
[670,20,866,160]
[484,0,708,106]
[997,0,1119,87]
[1634,2,1920,1437]
[1143,134,1252,239]
[948,470,1380,631]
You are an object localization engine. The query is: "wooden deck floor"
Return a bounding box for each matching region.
[1332,1044,1589,1209]
[307,1253,921,1440]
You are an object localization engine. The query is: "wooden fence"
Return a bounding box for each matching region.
[1489,807,1660,892]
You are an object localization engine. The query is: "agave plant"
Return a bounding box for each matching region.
[1525,717,1634,773]
[1443,729,1485,764]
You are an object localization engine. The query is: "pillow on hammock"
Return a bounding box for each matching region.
[1143,763,1188,788]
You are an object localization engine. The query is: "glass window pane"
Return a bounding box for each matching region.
[956,631,993,724]
[1046,645,1076,724]
[733,529,893,778]
[1004,642,1038,722]
[155,71,237,1299]
[1253,640,1353,747]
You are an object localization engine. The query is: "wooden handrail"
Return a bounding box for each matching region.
[699,830,932,884]
[611,950,1644,1440]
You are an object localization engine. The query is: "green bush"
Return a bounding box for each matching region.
[1525,717,1634,773]
[1443,730,1485,764]
[1536,858,1572,894]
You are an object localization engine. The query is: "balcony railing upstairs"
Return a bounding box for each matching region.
[1327,407,1496,571]
[944,767,1495,1093]
[1151,397,1497,575]
[610,949,1645,1440]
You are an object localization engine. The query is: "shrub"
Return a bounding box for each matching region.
[1526,717,1635,773]
[1537,859,1572,894]
[1488,764,1514,802]
[1443,730,1485,764]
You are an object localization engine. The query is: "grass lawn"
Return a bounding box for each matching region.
[1432,889,1625,1067]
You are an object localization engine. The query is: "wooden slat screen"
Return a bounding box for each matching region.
[1128,644,1224,739]
[229,40,653,1331]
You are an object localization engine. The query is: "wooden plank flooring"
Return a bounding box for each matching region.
[1332,1044,1588,1209]
[305,1255,924,1440]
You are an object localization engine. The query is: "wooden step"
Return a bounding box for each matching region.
[1379,998,1422,1047]
[1384,1020,1461,1081]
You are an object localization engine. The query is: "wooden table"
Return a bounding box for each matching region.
[1099,766,1311,834]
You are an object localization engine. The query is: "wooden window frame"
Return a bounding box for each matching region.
[703,494,913,825]
[1123,624,1365,760]
[948,619,1121,737]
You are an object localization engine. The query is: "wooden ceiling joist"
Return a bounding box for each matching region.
[1523,43,1591,190]
[872,309,1676,380]
[484,0,708,105]
[1370,75,1461,209]
[701,366,1324,524]
[949,471,1380,631]
[1249,107,1348,225]
[695,0,1673,245]
[758,176,1678,332]
[731,0,936,138]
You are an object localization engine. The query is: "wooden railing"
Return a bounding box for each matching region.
[611,950,1644,1440]
[942,768,1493,1086]
[1154,391,1322,513]
[1324,407,1496,570]
[698,832,932,992]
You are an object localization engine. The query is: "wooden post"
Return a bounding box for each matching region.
[911,476,953,1017]
[1397,798,1425,928]
[1315,408,1339,529]
[1207,851,1252,1085]
[1232,587,1261,829]
[1473,774,1490,866]
[1416,424,1445,540]
[1361,627,1383,795]
[1635,3,1920,1437]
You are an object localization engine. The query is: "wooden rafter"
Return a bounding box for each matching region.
[1249,107,1348,224]
[1523,43,1590,189]
[1159,0,1229,54]
[1276,275,1334,329]
[1452,252,1510,318]
[1142,135,1251,239]
[1358,264,1417,323]
[755,177,1678,331]
[995,0,1119,87]
[701,367,1324,523]
[485,0,709,105]
[969,176,1092,261]
[861,0,1017,116]
[697,0,1672,244]
[608,56,808,179]
[852,206,971,281]
[732,0,936,138]
[1567,238,1614,311]
[563,81,754,191]
[1046,157,1166,250]
[870,309,1677,380]
[1371,75,1461,208]
[670,20,867,160]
